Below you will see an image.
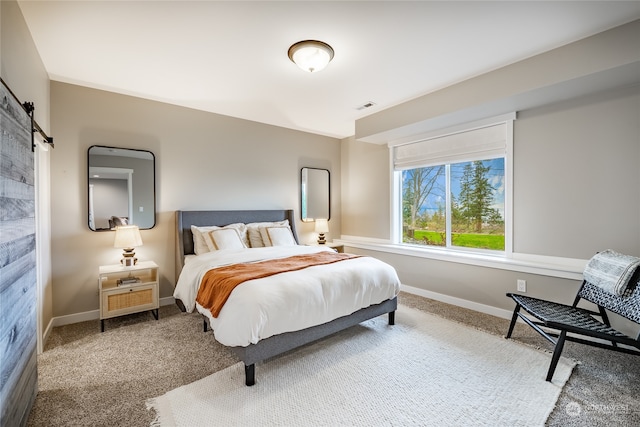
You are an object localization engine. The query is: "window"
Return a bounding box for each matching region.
[392,115,513,254]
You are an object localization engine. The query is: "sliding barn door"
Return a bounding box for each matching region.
[0,83,38,425]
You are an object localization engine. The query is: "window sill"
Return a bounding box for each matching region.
[336,236,586,281]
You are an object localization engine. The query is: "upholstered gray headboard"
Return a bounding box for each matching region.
[174,209,298,282]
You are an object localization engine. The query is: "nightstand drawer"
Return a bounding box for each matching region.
[101,283,158,319]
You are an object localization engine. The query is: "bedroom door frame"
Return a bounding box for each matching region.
[34,136,52,354]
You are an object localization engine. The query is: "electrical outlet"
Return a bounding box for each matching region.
[517,279,527,293]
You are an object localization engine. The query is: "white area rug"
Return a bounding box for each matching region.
[147,306,575,426]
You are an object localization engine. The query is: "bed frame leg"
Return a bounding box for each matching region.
[245,364,255,386]
[389,311,395,325]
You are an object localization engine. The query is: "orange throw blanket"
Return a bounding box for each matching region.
[196,251,360,318]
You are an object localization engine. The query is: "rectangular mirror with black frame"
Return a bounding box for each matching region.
[301,167,330,222]
[88,145,156,231]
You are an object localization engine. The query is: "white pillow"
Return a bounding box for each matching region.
[263,226,297,246]
[192,223,248,255]
[246,220,290,247]
[208,228,246,250]
[204,223,248,252]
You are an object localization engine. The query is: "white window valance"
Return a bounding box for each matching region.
[392,114,514,170]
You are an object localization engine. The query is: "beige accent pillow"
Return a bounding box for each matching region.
[191,225,216,255]
[208,228,246,250]
[247,227,265,248]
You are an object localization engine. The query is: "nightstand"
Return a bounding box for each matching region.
[99,260,159,332]
[319,242,344,253]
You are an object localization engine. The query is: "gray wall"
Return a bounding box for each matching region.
[340,136,390,238]
[0,0,50,131]
[514,88,639,258]
[50,82,341,317]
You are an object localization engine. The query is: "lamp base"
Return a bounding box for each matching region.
[317,233,326,245]
[122,257,138,267]
[121,248,138,266]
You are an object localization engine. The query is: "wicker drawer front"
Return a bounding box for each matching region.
[108,288,153,311]
[101,284,158,319]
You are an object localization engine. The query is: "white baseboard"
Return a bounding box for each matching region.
[49,296,176,328]
[400,284,513,320]
[51,308,99,328]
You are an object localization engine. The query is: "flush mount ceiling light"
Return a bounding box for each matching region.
[288,40,334,73]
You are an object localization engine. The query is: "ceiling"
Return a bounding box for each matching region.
[18,1,640,139]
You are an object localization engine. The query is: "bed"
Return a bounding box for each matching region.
[174,209,400,386]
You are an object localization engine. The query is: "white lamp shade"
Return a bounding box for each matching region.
[114,225,143,249]
[288,40,334,73]
[315,219,329,233]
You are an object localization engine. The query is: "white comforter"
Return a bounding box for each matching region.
[173,246,401,347]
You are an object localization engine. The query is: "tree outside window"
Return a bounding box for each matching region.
[401,158,505,251]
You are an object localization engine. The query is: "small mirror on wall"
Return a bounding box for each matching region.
[88,145,156,231]
[301,167,330,222]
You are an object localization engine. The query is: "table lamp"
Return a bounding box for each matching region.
[315,219,329,245]
[114,225,143,266]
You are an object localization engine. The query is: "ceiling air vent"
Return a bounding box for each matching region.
[355,101,376,111]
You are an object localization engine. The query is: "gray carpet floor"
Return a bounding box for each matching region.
[27,292,639,427]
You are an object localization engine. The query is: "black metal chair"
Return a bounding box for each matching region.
[505,278,640,382]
